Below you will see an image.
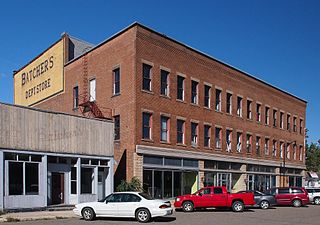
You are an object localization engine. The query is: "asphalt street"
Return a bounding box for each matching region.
[11,205,320,225]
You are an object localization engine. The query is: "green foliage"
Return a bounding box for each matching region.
[306,140,320,172]
[116,177,143,192]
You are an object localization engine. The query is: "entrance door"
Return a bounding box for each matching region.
[98,167,108,201]
[52,172,64,205]
[217,173,231,192]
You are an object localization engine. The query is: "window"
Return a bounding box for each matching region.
[287,114,291,131]
[236,132,242,152]
[160,116,169,142]
[113,68,120,95]
[265,138,270,155]
[114,115,120,140]
[291,188,303,194]
[71,167,77,194]
[73,86,79,108]
[89,78,96,101]
[142,63,152,91]
[177,119,185,144]
[226,129,232,152]
[300,119,304,135]
[177,75,185,100]
[213,188,223,194]
[160,70,169,96]
[215,89,222,111]
[256,103,261,122]
[191,80,199,104]
[265,106,270,125]
[142,112,152,139]
[280,112,284,129]
[293,144,297,160]
[286,143,290,159]
[204,85,211,108]
[247,100,252,119]
[237,96,242,117]
[200,188,211,195]
[256,136,261,156]
[272,140,277,157]
[9,162,23,195]
[81,167,94,194]
[25,163,39,195]
[226,93,232,114]
[215,127,222,149]
[280,142,284,158]
[204,125,211,147]
[293,117,297,132]
[273,109,277,127]
[191,122,198,146]
[299,146,303,161]
[278,188,290,194]
[246,134,252,153]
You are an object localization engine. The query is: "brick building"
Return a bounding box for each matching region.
[14,22,307,198]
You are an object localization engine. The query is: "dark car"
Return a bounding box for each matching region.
[265,187,309,207]
[238,190,276,209]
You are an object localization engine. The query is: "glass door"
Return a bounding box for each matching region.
[217,173,231,192]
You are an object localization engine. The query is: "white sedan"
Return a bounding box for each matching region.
[73,192,173,223]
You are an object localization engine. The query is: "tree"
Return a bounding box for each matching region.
[306,139,320,172]
[116,176,143,192]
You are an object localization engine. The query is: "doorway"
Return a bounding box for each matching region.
[51,172,64,205]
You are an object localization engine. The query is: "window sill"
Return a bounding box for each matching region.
[236,115,243,119]
[112,93,121,98]
[176,99,186,104]
[204,147,213,150]
[226,113,233,117]
[72,107,79,112]
[190,103,200,107]
[215,148,222,151]
[246,118,253,122]
[141,89,154,95]
[141,138,154,143]
[176,143,187,147]
[215,110,223,114]
[160,141,171,145]
[160,94,171,99]
[204,106,211,111]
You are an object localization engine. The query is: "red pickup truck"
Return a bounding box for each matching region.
[174,186,255,212]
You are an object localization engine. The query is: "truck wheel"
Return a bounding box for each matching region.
[260,200,270,209]
[314,197,320,205]
[232,201,244,212]
[292,199,302,207]
[182,201,194,212]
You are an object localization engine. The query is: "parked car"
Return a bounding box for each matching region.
[73,192,173,223]
[305,187,320,205]
[265,187,309,207]
[238,190,276,209]
[174,186,255,212]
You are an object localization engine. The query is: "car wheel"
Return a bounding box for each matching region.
[136,208,151,223]
[314,197,320,205]
[292,199,302,207]
[260,200,270,210]
[81,207,95,221]
[232,201,244,212]
[182,201,194,212]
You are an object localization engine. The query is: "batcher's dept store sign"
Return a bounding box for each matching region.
[14,39,64,106]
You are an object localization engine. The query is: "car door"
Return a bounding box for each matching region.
[117,194,142,217]
[193,187,212,207]
[306,189,314,202]
[96,193,121,216]
[276,188,291,205]
[211,187,227,207]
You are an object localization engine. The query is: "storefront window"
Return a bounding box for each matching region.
[164,171,172,198]
[183,159,198,168]
[71,167,77,194]
[9,162,23,195]
[25,163,39,195]
[143,170,152,196]
[81,167,93,194]
[204,172,215,187]
[183,171,197,194]
[154,171,163,199]
[164,158,181,166]
[174,172,182,197]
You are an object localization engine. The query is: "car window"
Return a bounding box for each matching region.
[315,189,320,193]
[254,191,263,196]
[278,188,290,194]
[291,188,303,194]
[107,194,123,202]
[139,192,153,200]
[213,188,223,194]
[199,188,211,195]
[306,189,314,193]
[265,188,276,195]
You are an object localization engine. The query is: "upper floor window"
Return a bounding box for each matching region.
[204,125,211,147]
[73,86,79,109]
[215,89,222,112]
[247,100,252,119]
[113,68,120,95]
[204,85,211,108]
[191,122,198,147]
[300,119,304,135]
[287,114,291,131]
[142,64,152,91]
[265,106,270,125]
[236,132,242,153]
[177,75,185,101]
[114,115,120,140]
[272,140,277,157]
[265,138,270,155]
[215,127,222,149]
[246,134,252,153]
[256,103,261,122]
[299,146,303,161]
[280,142,284,158]
[293,117,297,132]
[89,78,96,102]
[256,136,261,156]
[237,96,243,117]
[160,116,169,142]
[160,70,169,96]
[177,119,185,144]
[226,93,232,114]
[273,109,277,127]
[191,80,199,104]
[280,112,284,129]
[286,143,290,159]
[226,129,232,152]
[293,144,297,160]
[142,112,152,139]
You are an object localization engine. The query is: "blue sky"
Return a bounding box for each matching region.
[0,0,319,143]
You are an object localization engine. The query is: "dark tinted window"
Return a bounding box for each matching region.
[214,188,223,194]
[291,188,303,194]
[265,188,276,195]
[278,188,290,194]
[107,194,123,202]
[139,192,153,200]
[315,189,320,193]
[306,189,314,193]
[122,194,141,202]
[200,188,211,195]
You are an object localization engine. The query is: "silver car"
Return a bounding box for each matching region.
[305,188,320,205]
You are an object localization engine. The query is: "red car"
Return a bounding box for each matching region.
[265,187,309,207]
[174,186,255,212]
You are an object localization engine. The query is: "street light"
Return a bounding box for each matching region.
[282,140,296,187]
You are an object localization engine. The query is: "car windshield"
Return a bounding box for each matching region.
[138,192,153,200]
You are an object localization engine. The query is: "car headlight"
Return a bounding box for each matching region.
[176,197,180,202]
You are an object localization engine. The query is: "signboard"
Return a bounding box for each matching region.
[14,39,64,106]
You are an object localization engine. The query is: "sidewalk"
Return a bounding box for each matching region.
[0,210,77,223]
